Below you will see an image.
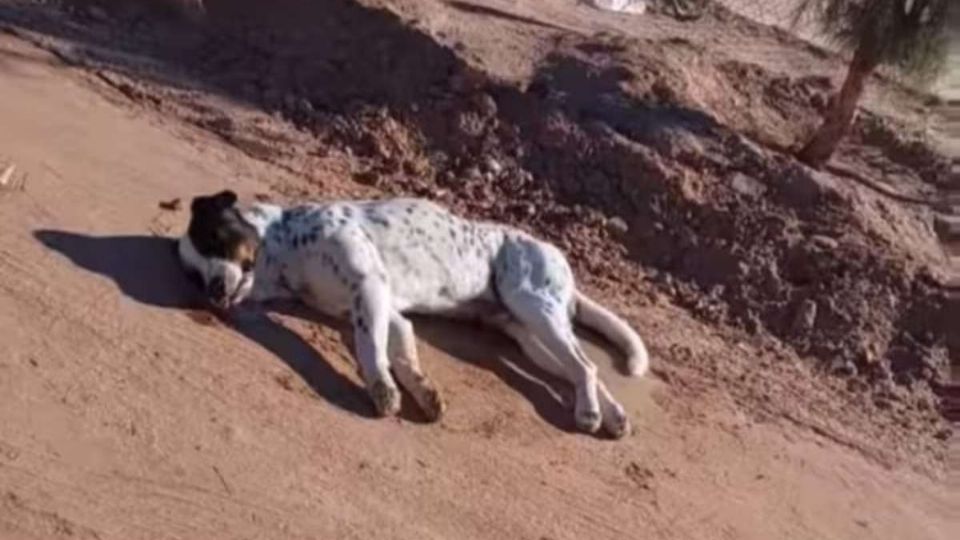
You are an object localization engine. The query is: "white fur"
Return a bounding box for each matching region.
[180,197,649,437]
[178,233,253,309]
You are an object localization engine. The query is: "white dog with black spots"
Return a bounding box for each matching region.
[178,190,649,438]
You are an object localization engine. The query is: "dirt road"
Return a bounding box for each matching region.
[0,4,955,540]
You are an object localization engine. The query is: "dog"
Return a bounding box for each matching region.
[177,190,649,438]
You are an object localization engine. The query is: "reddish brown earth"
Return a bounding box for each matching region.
[0,1,956,539]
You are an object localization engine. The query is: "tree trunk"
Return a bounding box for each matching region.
[797,44,879,169]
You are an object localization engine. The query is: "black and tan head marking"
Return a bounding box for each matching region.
[178,190,261,309]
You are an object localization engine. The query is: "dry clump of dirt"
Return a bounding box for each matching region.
[21,0,955,455]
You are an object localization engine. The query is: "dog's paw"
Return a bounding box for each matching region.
[604,408,631,439]
[420,386,447,422]
[369,379,401,417]
[575,408,603,434]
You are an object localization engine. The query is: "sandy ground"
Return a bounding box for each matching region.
[0,3,956,540]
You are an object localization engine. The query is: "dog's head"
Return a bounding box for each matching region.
[178,190,260,310]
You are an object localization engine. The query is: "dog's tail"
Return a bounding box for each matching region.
[574,291,649,377]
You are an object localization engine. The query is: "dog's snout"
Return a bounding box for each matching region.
[206,276,226,300]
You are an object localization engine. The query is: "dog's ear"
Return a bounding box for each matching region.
[211,190,238,209]
[191,190,238,215]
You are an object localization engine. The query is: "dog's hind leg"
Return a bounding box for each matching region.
[388,312,446,421]
[498,290,602,433]
[494,237,618,435]
[493,316,630,438]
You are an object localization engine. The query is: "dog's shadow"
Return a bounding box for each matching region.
[33,229,373,418]
[34,229,573,430]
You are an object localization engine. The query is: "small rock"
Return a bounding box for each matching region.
[472,93,498,118]
[87,6,109,21]
[846,378,868,393]
[934,214,960,240]
[829,357,857,377]
[483,157,503,175]
[464,166,483,181]
[206,116,234,133]
[439,170,456,184]
[893,372,914,386]
[873,396,892,410]
[606,216,629,236]
[809,234,839,250]
[729,172,766,198]
[353,170,380,186]
[791,299,818,333]
[857,343,882,366]
[0,164,16,187]
[158,198,182,212]
[780,164,828,206]
[810,93,827,111]
[297,98,314,115]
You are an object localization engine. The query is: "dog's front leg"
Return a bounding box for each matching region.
[388,312,445,421]
[351,275,402,417]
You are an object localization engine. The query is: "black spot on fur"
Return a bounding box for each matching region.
[489,271,502,304]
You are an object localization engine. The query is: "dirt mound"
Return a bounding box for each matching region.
[3,1,959,538]
[182,12,953,432]
[12,0,954,456]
